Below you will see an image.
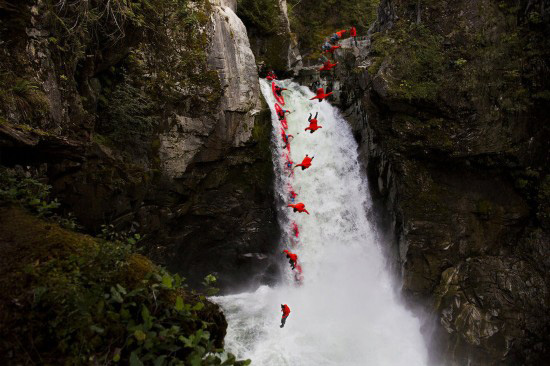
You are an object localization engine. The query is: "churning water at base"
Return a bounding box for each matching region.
[213,80,428,365]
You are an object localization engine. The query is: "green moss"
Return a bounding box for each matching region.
[475,200,493,220]
[516,178,529,189]
[260,34,292,71]
[370,22,445,101]
[92,132,113,147]
[0,205,248,365]
[151,137,161,150]
[237,0,281,36]
[368,57,383,76]
[1,119,52,137]
[369,0,549,118]
[0,73,51,128]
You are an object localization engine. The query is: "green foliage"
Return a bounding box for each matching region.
[454,58,467,67]
[45,0,162,53]
[99,223,144,246]
[0,167,84,230]
[11,78,39,96]
[366,0,549,121]
[0,163,246,365]
[85,0,221,158]
[24,244,238,364]
[458,1,548,115]
[0,72,50,126]
[99,78,159,144]
[369,22,444,101]
[0,166,60,216]
[237,0,281,35]
[0,206,249,365]
[203,274,220,296]
[288,0,379,58]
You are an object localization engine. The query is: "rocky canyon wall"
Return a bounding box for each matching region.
[0,0,280,290]
[295,0,550,364]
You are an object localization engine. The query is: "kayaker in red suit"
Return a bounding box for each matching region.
[274,85,287,97]
[277,108,291,121]
[281,129,294,150]
[324,45,341,54]
[310,87,333,102]
[286,155,294,169]
[288,203,310,214]
[320,60,338,71]
[294,264,303,283]
[336,29,347,38]
[350,26,357,46]
[294,155,314,170]
[280,304,291,328]
[283,250,298,269]
[305,113,322,133]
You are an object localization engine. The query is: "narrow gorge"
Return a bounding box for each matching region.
[0,0,548,365]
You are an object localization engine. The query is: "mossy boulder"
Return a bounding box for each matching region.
[0,206,232,365]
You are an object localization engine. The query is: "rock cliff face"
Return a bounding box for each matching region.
[236,0,302,74]
[298,0,550,364]
[0,0,278,289]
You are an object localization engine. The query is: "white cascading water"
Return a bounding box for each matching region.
[213,79,428,365]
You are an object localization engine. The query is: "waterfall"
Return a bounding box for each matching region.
[213,79,428,365]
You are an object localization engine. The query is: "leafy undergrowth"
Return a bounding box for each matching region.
[367,1,550,112]
[0,167,248,366]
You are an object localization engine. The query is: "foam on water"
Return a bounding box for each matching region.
[213,79,428,366]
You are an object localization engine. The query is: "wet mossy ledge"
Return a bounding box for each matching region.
[0,169,249,365]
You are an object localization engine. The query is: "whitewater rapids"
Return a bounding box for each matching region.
[213,80,428,366]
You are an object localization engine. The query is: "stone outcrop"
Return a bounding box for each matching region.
[159,1,262,178]
[298,0,549,364]
[236,0,302,74]
[0,0,279,290]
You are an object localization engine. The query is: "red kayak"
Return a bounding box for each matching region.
[272,82,285,105]
[275,103,288,129]
[310,87,333,102]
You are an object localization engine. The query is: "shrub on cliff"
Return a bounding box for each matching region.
[0,167,248,365]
